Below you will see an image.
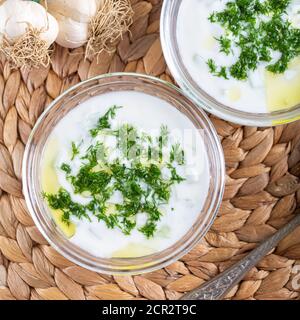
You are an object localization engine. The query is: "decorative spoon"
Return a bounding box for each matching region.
[180,213,300,300]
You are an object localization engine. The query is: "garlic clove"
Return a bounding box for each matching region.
[44,0,98,23]
[0,0,20,43]
[40,13,59,48]
[54,13,89,49]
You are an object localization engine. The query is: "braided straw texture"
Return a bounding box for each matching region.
[0,0,300,300]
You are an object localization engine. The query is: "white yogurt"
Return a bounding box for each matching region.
[176,0,300,113]
[41,91,210,258]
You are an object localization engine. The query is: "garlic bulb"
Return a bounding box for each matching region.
[43,0,100,49]
[0,0,58,47]
[44,0,133,55]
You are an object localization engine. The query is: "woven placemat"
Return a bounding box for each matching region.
[0,0,300,300]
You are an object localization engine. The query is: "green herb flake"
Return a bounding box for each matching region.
[71,141,81,160]
[60,163,71,175]
[207,59,229,79]
[216,35,232,55]
[90,105,122,137]
[139,221,157,239]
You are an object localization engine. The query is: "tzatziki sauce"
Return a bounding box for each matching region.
[176,0,300,114]
[41,91,209,258]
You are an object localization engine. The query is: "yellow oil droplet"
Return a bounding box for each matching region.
[42,138,76,238]
[113,243,154,258]
[106,203,117,215]
[266,58,300,112]
[91,163,112,174]
[42,138,60,194]
[227,87,241,102]
[203,36,216,50]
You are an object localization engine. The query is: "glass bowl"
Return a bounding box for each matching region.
[22,73,225,275]
[160,0,300,127]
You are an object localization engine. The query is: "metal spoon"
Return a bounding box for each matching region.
[180,213,300,300]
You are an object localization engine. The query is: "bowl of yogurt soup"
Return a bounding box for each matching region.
[23,73,224,274]
[161,0,300,126]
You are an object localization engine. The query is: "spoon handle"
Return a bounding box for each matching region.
[180,213,300,300]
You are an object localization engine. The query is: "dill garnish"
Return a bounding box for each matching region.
[43,106,186,238]
[207,0,300,80]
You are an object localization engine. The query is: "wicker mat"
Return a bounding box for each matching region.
[0,0,300,300]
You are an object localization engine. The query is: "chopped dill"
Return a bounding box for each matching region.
[43,106,187,238]
[216,35,231,55]
[207,59,229,79]
[60,163,71,175]
[207,0,300,80]
[90,105,122,137]
[71,141,81,160]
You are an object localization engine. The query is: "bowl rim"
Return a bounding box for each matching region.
[22,72,225,275]
[160,0,300,127]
